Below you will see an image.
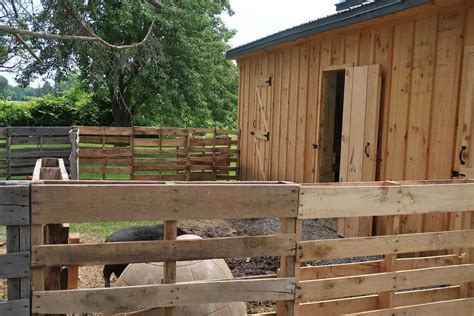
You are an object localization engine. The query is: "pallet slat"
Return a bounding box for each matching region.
[296,264,474,303]
[32,234,296,266]
[0,299,30,316]
[33,278,295,314]
[348,297,474,316]
[297,229,474,261]
[31,183,299,223]
[299,183,474,218]
[0,252,30,278]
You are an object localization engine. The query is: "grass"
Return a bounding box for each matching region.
[71,221,162,241]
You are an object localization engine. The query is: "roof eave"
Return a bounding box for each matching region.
[226,0,432,60]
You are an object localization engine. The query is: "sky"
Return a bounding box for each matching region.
[223,0,338,49]
[2,0,339,86]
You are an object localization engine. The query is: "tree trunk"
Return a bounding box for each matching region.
[111,89,132,127]
[112,103,132,127]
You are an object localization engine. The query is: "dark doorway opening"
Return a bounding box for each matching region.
[319,70,346,183]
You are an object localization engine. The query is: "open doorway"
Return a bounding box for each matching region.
[318,70,346,183]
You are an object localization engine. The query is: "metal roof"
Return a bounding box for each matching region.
[226,0,432,59]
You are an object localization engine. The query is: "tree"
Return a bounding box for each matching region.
[1,0,238,127]
[0,75,8,98]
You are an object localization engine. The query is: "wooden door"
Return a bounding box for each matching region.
[456,47,474,179]
[339,64,383,237]
[252,75,272,180]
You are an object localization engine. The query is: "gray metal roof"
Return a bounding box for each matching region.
[226,0,432,59]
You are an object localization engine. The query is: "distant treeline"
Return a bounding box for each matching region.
[0,75,64,101]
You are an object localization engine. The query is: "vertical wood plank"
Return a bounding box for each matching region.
[406,16,439,235]
[295,44,310,183]
[287,46,300,181]
[271,50,283,181]
[378,215,400,308]
[429,11,465,180]
[31,224,45,316]
[162,220,177,316]
[344,33,359,65]
[248,58,257,181]
[265,52,275,180]
[303,43,321,183]
[279,48,291,180]
[384,21,415,181]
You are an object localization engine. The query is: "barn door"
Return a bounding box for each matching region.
[456,47,474,179]
[339,64,383,237]
[251,75,272,180]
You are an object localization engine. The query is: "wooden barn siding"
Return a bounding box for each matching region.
[237,4,473,195]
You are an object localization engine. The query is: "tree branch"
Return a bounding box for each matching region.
[0,23,154,50]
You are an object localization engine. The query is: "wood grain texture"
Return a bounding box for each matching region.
[299,182,474,219]
[296,264,474,302]
[32,278,296,314]
[32,234,296,266]
[348,297,474,316]
[31,183,299,223]
[297,229,474,261]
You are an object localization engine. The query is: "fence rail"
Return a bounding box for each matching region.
[75,126,240,181]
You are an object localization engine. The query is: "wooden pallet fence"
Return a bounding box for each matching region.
[76,126,239,181]
[293,180,474,316]
[17,179,474,315]
[0,127,73,180]
[31,158,80,294]
[30,181,298,314]
[0,181,30,316]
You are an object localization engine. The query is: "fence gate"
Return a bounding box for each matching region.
[0,181,30,315]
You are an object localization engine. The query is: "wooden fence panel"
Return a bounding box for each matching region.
[0,182,30,316]
[295,180,474,315]
[0,127,73,180]
[76,126,240,181]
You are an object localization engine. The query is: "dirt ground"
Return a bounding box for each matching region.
[78,219,338,314]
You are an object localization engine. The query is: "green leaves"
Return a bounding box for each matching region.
[5,0,238,128]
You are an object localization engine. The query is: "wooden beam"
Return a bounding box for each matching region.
[347,297,474,316]
[299,183,474,219]
[297,229,474,261]
[32,278,296,314]
[296,264,474,303]
[32,234,296,267]
[31,183,299,224]
[299,286,460,316]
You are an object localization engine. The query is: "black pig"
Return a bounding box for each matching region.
[103,224,187,287]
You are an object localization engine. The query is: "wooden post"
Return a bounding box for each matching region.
[162,219,177,316]
[31,224,45,316]
[6,129,11,180]
[278,217,301,316]
[377,215,400,308]
[67,233,81,289]
[185,132,191,181]
[130,128,135,180]
[69,129,79,180]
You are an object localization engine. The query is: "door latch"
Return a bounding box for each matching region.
[264,131,270,141]
[451,170,466,178]
[265,77,272,87]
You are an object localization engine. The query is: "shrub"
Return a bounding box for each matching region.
[0,100,33,126]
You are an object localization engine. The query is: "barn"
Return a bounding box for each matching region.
[227,0,474,237]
